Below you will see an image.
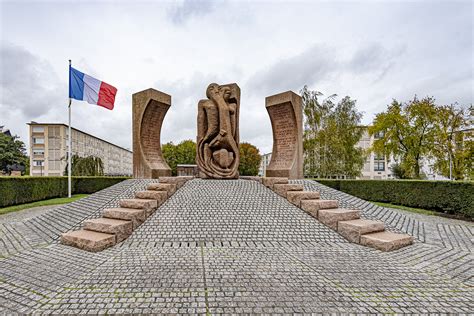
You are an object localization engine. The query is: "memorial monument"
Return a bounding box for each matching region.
[265,91,303,179]
[196,83,240,179]
[132,88,172,178]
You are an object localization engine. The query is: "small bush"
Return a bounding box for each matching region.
[0,176,129,207]
[315,179,474,219]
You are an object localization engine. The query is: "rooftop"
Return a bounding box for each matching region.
[28,122,132,153]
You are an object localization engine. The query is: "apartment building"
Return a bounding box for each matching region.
[258,152,272,176]
[28,122,132,176]
[356,127,393,179]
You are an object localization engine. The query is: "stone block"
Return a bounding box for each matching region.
[132,88,172,178]
[240,176,262,183]
[102,207,147,229]
[262,177,288,188]
[265,91,303,179]
[300,199,339,218]
[318,208,361,230]
[135,190,168,204]
[61,229,115,252]
[119,198,157,216]
[360,231,414,252]
[272,183,303,197]
[286,191,320,207]
[337,219,385,243]
[147,183,177,195]
[159,176,188,189]
[83,218,133,243]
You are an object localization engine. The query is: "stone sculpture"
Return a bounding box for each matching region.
[265,91,303,179]
[132,88,172,178]
[197,83,240,179]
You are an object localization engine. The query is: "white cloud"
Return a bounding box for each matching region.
[0,0,472,156]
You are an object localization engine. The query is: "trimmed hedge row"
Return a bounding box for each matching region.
[0,176,130,207]
[315,179,474,219]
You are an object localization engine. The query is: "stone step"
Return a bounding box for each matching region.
[135,190,168,204]
[300,199,339,218]
[360,231,414,252]
[337,219,385,243]
[286,191,320,207]
[178,176,194,181]
[102,207,147,229]
[272,183,304,197]
[158,176,190,189]
[262,177,288,189]
[119,198,157,216]
[147,183,177,195]
[318,208,361,230]
[61,229,115,252]
[240,176,262,183]
[83,218,133,243]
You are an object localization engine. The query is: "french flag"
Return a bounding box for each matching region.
[69,66,117,110]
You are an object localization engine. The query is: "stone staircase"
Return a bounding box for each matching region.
[263,177,413,251]
[61,176,193,252]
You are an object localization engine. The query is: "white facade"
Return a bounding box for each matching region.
[28,123,132,176]
[258,153,272,176]
[356,128,393,179]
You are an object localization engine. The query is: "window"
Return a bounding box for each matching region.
[374,131,384,139]
[33,137,44,144]
[33,160,44,166]
[374,153,385,171]
[32,126,44,133]
[48,126,60,137]
[33,149,44,156]
[374,161,385,171]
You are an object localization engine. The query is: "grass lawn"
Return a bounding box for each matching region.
[0,194,89,215]
[370,201,439,216]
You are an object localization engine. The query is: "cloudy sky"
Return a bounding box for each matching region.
[1,0,472,154]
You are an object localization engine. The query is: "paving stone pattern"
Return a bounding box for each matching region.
[0,179,472,314]
[296,180,473,287]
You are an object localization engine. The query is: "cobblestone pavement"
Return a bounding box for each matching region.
[296,180,474,287]
[0,179,472,314]
[0,205,58,225]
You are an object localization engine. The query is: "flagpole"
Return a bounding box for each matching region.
[68,60,72,198]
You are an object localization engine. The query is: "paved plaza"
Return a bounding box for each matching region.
[0,179,472,314]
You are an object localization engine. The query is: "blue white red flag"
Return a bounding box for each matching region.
[69,66,117,110]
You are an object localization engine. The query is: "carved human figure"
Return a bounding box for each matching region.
[197,83,240,179]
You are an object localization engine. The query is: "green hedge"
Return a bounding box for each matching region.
[315,179,474,219]
[0,176,130,207]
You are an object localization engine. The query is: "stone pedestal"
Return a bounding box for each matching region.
[133,88,172,178]
[265,91,303,179]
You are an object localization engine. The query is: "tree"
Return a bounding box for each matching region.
[64,155,104,176]
[369,96,437,179]
[239,142,261,176]
[431,104,472,180]
[301,86,365,178]
[0,133,28,175]
[389,162,410,179]
[162,140,196,176]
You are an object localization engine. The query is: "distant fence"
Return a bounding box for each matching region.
[315,179,473,219]
[0,176,130,207]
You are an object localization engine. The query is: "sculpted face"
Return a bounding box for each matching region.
[221,86,231,101]
[206,83,220,99]
[206,83,234,102]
